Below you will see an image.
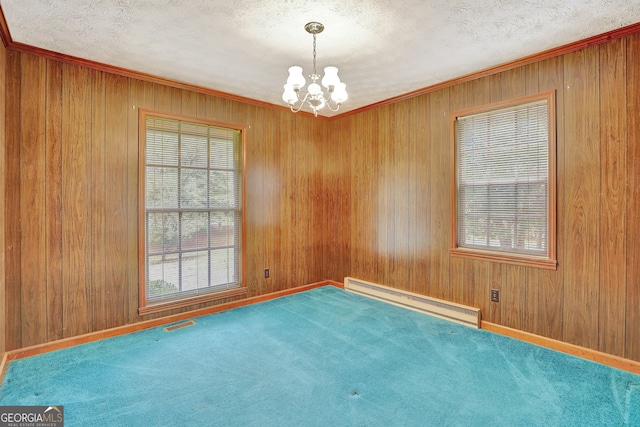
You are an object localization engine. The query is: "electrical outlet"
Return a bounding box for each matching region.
[491,289,500,302]
[264,268,270,279]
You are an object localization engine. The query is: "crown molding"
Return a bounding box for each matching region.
[0,4,13,47]
[1,5,640,121]
[337,20,640,119]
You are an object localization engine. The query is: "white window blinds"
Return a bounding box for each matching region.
[144,116,242,303]
[455,99,549,256]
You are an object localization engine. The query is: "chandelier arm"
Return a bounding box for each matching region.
[289,92,311,113]
[325,101,342,112]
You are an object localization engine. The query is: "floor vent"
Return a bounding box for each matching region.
[344,277,481,328]
[164,320,196,332]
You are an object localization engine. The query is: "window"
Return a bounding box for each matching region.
[139,111,246,315]
[450,91,557,269]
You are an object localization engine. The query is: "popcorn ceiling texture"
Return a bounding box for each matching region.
[2,0,640,116]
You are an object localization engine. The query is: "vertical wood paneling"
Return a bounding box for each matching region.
[378,105,394,285]
[408,95,429,294]
[294,113,312,285]
[243,106,260,295]
[279,113,293,290]
[269,110,285,293]
[90,70,107,332]
[523,62,540,335]
[323,117,350,282]
[562,47,600,349]
[19,54,47,346]
[62,64,92,337]
[537,55,565,340]
[104,74,129,328]
[5,51,22,350]
[45,60,64,342]
[393,103,410,290]
[598,38,627,357]
[350,110,378,281]
[428,88,450,301]
[0,40,6,354]
[128,79,154,321]
[448,83,466,305]
[626,33,640,362]
[503,265,526,330]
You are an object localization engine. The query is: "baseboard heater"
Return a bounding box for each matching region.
[344,277,481,328]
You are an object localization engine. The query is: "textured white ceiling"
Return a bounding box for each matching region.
[2,0,640,117]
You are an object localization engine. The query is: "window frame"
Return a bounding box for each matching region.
[138,109,247,315]
[449,90,557,270]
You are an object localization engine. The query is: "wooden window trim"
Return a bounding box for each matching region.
[449,90,557,270]
[138,109,247,315]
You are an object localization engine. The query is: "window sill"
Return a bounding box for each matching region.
[450,247,557,270]
[139,287,248,316]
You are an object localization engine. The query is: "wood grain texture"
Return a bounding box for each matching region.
[19,54,47,346]
[45,60,64,342]
[90,69,107,332]
[244,105,267,297]
[128,78,154,322]
[349,110,379,282]
[322,117,350,282]
[523,62,540,335]
[562,47,601,350]
[62,64,92,337]
[536,55,565,341]
[598,38,627,357]
[0,39,6,354]
[447,83,467,306]
[407,95,429,295]
[392,104,410,291]
[5,50,22,350]
[625,34,640,361]
[104,73,129,328]
[428,88,450,301]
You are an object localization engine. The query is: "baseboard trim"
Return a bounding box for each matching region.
[0,280,338,381]
[325,279,344,289]
[0,353,7,382]
[481,321,640,375]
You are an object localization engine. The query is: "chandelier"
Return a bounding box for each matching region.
[282,22,348,117]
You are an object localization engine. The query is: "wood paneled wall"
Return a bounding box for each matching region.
[0,38,6,355]
[4,32,640,363]
[334,34,640,362]
[4,51,330,350]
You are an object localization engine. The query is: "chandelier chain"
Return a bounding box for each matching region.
[312,34,317,76]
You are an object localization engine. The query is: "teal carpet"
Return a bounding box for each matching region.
[1,286,639,426]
